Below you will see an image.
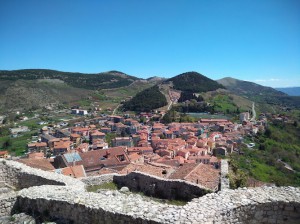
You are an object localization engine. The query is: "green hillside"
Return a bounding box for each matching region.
[0,69,139,90]
[217,77,300,109]
[122,85,167,112]
[167,72,224,93]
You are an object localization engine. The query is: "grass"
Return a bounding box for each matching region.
[0,130,38,156]
[86,182,188,206]
[210,94,238,113]
[86,182,118,192]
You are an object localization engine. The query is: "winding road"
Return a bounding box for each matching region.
[250,102,256,121]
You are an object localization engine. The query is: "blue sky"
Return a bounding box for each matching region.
[0,0,299,87]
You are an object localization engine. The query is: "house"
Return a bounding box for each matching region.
[91,139,108,150]
[90,130,106,143]
[114,123,127,135]
[41,134,56,145]
[53,140,72,156]
[128,153,144,164]
[112,137,133,147]
[54,165,86,178]
[10,126,29,135]
[80,147,130,173]
[0,150,9,158]
[177,149,190,159]
[70,133,81,146]
[53,151,84,168]
[127,147,153,155]
[71,109,88,116]
[27,142,47,154]
[75,143,89,153]
[55,129,71,138]
[28,152,44,159]
[71,127,89,137]
[109,115,124,123]
[18,157,54,171]
[100,127,111,133]
[164,130,174,139]
[214,146,227,156]
[240,112,250,122]
[120,163,174,178]
[168,163,220,191]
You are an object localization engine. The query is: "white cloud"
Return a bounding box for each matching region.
[254,78,281,83]
[251,78,300,88]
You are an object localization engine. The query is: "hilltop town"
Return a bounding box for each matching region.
[0,106,267,191]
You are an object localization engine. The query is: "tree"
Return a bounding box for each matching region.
[293,121,298,127]
[2,138,12,148]
[264,128,272,138]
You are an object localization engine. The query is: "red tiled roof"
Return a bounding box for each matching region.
[169,163,220,190]
[120,163,174,177]
[58,165,86,178]
[18,158,54,171]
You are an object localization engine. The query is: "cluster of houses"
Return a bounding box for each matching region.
[14,112,267,191]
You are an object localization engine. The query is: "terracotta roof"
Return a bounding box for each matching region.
[55,165,86,178]
[128,153,142,162]
[70,133,81,138]
[54,140,71,149]
[90,130,105,136]
[127,147,153,154]
[0,150,8,155]
[18,158,54,171]
[79,147,130,172]
[120,163,174,178]
[28,152,44,159]
[169,163,220,191]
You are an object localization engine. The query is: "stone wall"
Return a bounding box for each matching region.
[0,192,17,217]
[220,159,230,190]
[16,185,300,224]
[113,171,211,201]
[81,173,116,186]
[0,159,84,190]
[1,159,300,223]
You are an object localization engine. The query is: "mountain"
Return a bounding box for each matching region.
[0,69,151,113]
[166,72,224,92]
[0,69,139,90]
[217,77,300,108]
[123,71,225,112]
[275,87,300,96]
[122,85,167,112]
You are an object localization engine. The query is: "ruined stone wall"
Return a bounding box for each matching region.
[220,159,230,190]
[1,159,300,223]
[81,173,116,186]
[0,159,84,190]
[113,171,211,201]
[16,185,300,224]
[0,192,17,217]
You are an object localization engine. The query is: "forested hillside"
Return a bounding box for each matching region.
[122,86,167,112]
[0,69,139,90]
[167,72,224,93]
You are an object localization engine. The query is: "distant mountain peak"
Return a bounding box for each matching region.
[166,71,224,93]
[275,87,300,96]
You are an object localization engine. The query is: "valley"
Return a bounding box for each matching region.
[0,69,300,190]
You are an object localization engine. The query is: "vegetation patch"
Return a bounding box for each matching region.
[122,85,167,112]
[86,182,118,192]
[229,121,300,187]
[167,72,224,93]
